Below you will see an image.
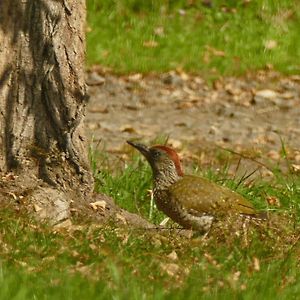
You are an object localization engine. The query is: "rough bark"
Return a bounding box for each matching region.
[0,0,93,223]
[0,0,154,231]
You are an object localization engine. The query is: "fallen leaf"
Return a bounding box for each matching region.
[2,173,16,181]
[143,40,158,48]
[90,200,107,211]
[264,40,277,50]
[115,213,127,225]
[255,89,278,100]
[292,164,300,173]
[89,244,97,251]
[54,219,72,229]
[204,253,218,266]
[87,123,100,130]
[34,204,43,212]
[119,125,137,134]
[205,45,226,57]
[266,196,281,207]
[294,153,300,162]
[253,257,260,271]
[281,92,294,99]
[225,83,241,95]
[88,106,109,113]
[74,264,92,277]
[179,72,190,81]
[128,73,142,82]
[160,262,180,276]
[154,27,164,36]
[7,192,17,200]
[232,271,241,281]
[176,101,194,109]
[167,250,178,261]
[178,9,186,16]
[267,150,280,160]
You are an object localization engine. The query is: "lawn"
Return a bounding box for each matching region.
[87,0,300,77]
[1,149,300,299]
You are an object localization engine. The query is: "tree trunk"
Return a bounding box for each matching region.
[0,0,93,223]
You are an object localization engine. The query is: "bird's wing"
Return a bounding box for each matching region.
[168,175,256,216]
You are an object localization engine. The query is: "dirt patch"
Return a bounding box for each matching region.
[86,71,300,150]
[85,69,300,174]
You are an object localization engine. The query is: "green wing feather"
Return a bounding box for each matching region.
[168,175,256,216]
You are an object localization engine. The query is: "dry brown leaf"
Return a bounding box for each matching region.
[179,72,190,81]
[267,150,280,160]
[264,40,277,50]
[54,219,72,229]
[154,27,164,36]
[74,264,93,276]
[167,250,178,261]
[255,89,278,100]
[290,75,300,82]
[34,204,43,212]
[89,244,97,251]
[204,252,218,266]
[178,9,186,16]
[252,257,260,271]
[294,153,300,163]
[143,40,158,48]
[128,73,142,82]
[232,271,241,281]
[2,173,17,181]
[206,45,226,57]
[87,123,100,130]
[225,83,241,96]
[176,101,194,109]
[266,196,281,207]
[281,92,294,99]
[292,164,300,173]
[42,256,56,263]
[160,262,180,276]
[90,200,107,211]
[119,125,137,134]
[115,213,127,225]
[7,192,17,200]
[88,106,109,114]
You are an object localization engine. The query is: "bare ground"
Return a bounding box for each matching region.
[85,69,300,175]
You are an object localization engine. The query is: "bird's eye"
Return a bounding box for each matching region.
[152,149,161,158]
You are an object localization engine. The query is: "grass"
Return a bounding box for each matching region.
[87,0,300,77]
[1,148,300,299]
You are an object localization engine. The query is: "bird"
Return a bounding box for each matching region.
[127,141,265,233]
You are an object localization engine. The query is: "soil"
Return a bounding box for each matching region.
[85,69,300,174]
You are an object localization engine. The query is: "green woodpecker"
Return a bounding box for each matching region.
[128,141,265,232]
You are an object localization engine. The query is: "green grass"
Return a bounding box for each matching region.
[87,0,300,77]
[1,149,300,299]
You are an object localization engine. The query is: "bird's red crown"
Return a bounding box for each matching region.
[152,145,184,176]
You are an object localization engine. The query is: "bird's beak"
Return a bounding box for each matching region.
[127,141,151,159]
